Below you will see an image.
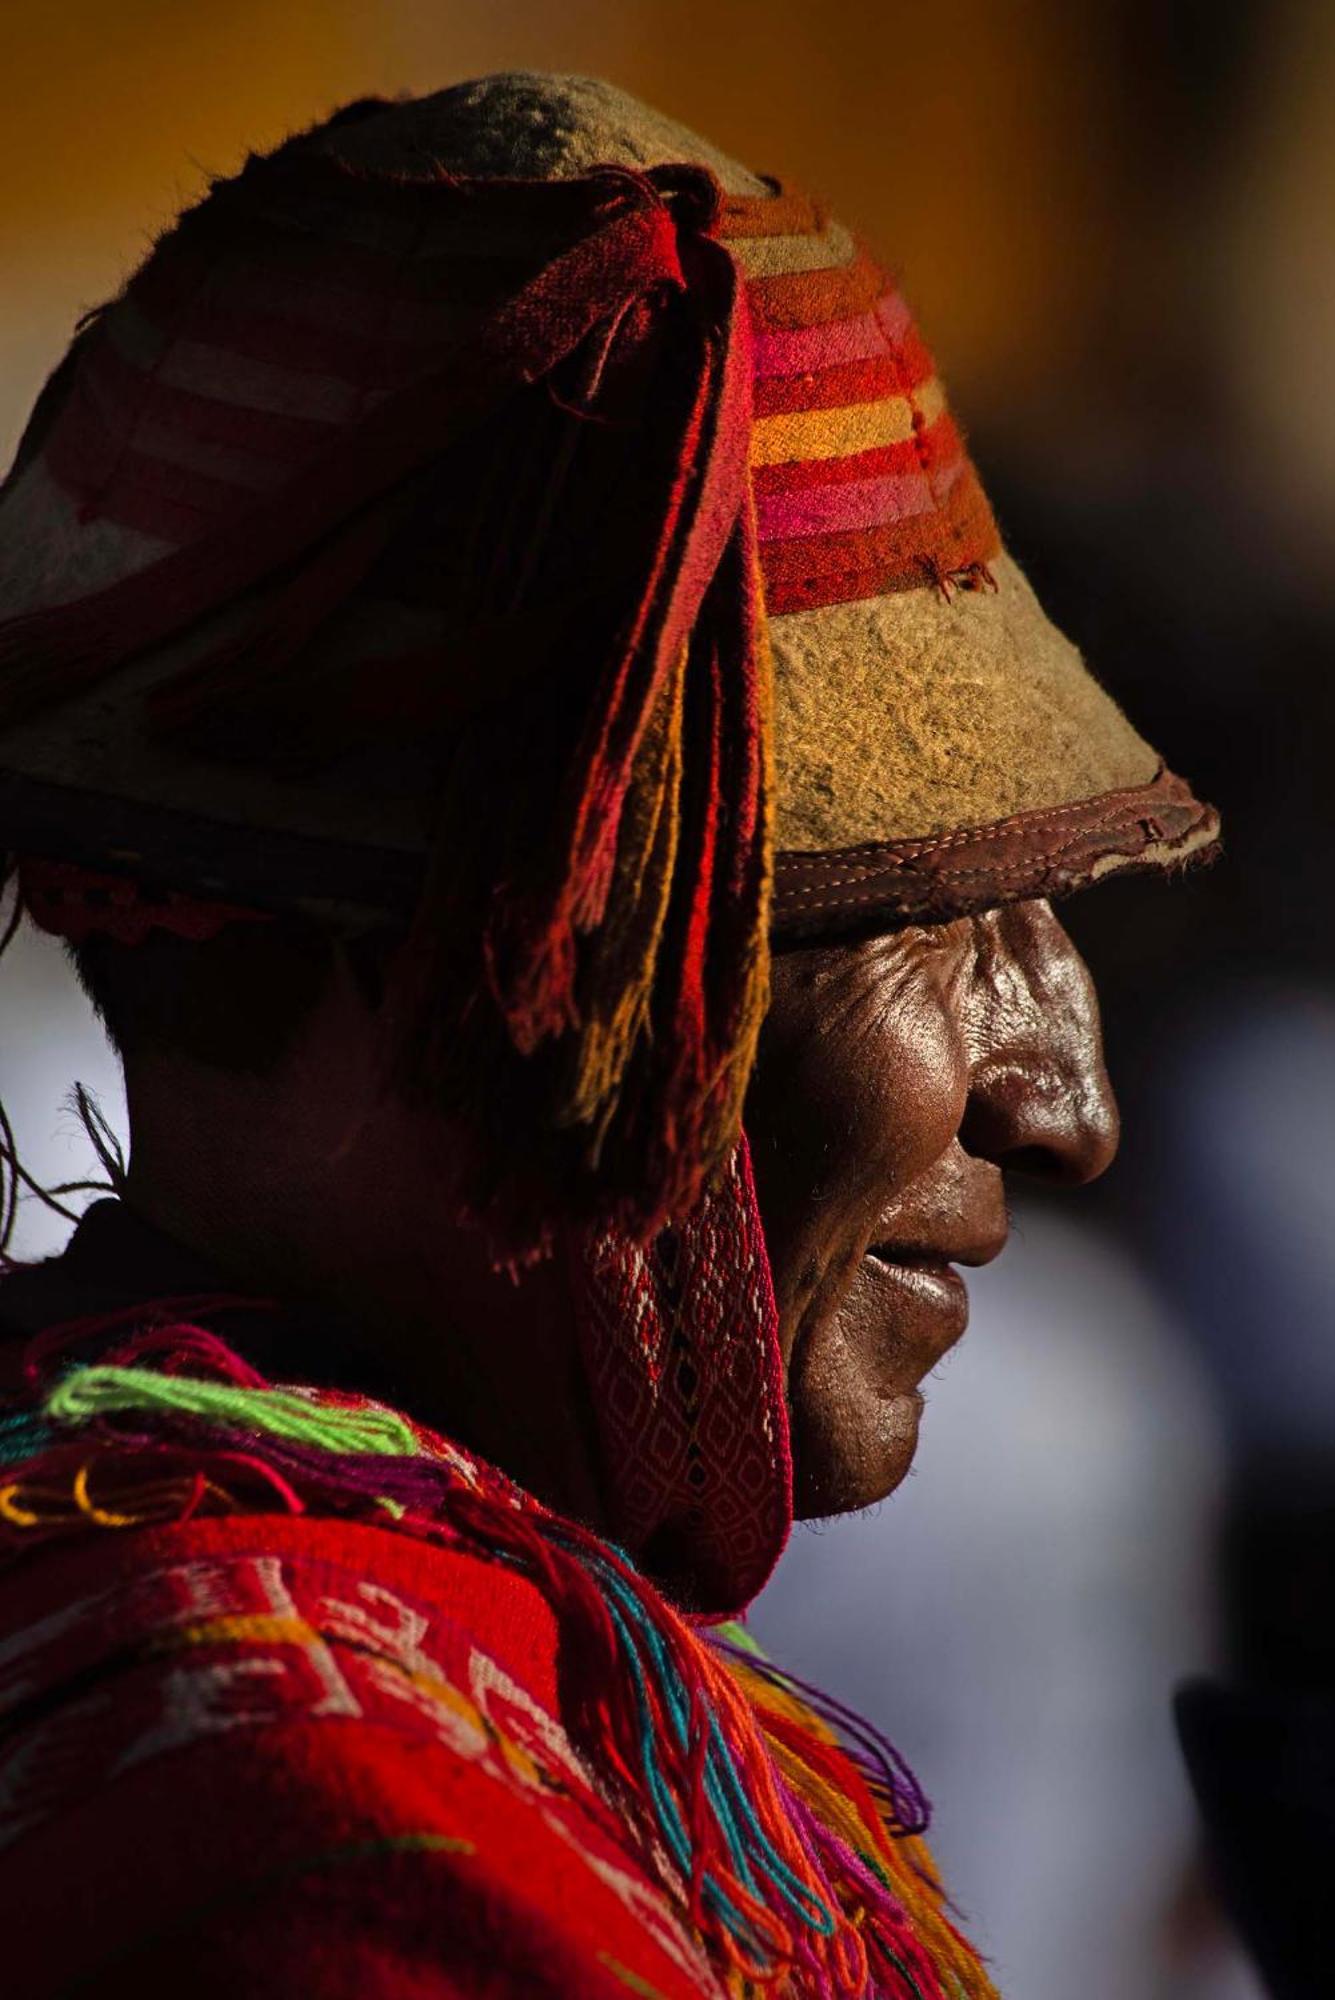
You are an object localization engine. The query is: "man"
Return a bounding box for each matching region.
[0,76,1216,1998]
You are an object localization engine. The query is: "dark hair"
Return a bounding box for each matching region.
[69,919,342,1074]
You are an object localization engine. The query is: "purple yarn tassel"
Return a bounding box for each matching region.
[716,1638,931,1836]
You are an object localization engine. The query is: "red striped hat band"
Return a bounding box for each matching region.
[36,170,997,625]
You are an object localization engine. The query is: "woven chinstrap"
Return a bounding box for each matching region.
[0,1303,995,1998]
[571,1136,791,1614]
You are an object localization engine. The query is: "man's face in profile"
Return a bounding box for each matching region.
[745,897,1118,1519]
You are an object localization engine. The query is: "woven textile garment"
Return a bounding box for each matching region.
[0,1207,995,2000]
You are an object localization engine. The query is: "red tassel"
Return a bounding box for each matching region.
[461,230,771,1239]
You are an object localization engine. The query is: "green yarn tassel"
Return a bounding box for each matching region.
[45,1364,421,1457]
[715,1619,765,1659]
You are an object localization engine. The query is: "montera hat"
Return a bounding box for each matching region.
[0,75,1219,1246]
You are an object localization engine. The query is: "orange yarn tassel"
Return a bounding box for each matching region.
[727,1653,1002,2000]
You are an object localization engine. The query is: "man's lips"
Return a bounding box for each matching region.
[852,1253,970,1392]
[864,1227,1008,1272]
[857,1224,1008,1381]
[862,1252,970,1308]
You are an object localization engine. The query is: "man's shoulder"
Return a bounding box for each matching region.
[0,1511,567,1745]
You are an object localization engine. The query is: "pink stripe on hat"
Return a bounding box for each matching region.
[750,289,915,381]
[757,460,967,544]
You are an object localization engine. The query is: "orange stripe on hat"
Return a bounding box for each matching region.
[712,204,997,601]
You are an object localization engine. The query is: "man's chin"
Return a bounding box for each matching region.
[789,1386,924,1520]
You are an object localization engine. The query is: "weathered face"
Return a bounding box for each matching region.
[743,898,1118,1518]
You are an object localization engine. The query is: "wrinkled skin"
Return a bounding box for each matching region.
[744,899,1119,1518]
[123,896,1116,1532]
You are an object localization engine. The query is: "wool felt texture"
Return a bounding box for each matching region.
[772,552,1158,848]
[0,1249,999,2000]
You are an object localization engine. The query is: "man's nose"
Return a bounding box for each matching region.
[959,1052,1120,1186]
[957,904,1120,1187]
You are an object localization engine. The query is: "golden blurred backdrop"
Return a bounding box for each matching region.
[1,0,1131,462]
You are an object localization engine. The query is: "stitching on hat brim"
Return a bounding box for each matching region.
[769,766,1220,940]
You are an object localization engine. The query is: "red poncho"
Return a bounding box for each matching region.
[0,1205,995,2000]
[4,1512,727,1997]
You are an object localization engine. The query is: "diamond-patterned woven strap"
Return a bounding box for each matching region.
[570,1133,791,1614]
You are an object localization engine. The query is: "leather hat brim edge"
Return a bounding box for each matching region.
[770,765,1220,941]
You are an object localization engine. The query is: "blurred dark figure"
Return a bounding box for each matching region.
[1176,1462,1335,2000]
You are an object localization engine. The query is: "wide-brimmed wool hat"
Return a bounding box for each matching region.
[0,74,1218,1244]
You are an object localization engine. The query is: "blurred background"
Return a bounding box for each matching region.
[3,3,1332,1994]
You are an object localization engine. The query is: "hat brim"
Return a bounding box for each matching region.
[771,764,1218,941]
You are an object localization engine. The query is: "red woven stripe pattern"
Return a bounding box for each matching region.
[40,171,998,616]
[719,189,998,610]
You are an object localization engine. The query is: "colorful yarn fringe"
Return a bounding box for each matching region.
[0,1301,997,1999]
[716,1634,996,1999]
